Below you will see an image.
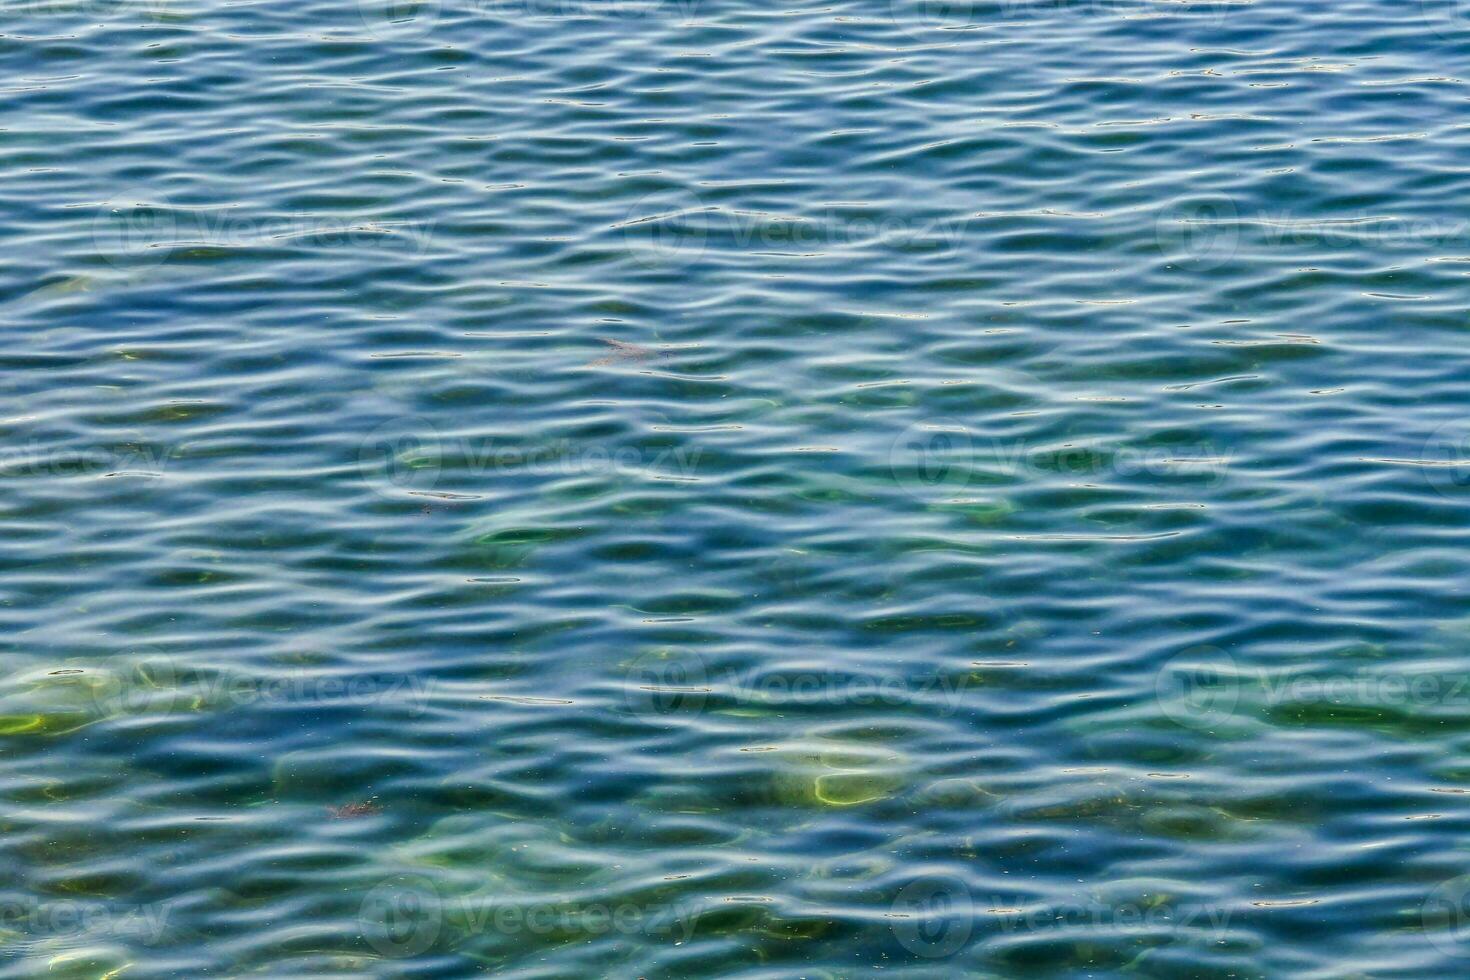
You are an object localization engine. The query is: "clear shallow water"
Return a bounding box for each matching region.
[6,0,1470,975]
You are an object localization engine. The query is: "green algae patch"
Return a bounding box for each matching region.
[469,524,585,569]
[627,782,722,815]
[912,777,996,809]
[937,497,1017,525]
[0,711,93,737]
[0,664,117,736]
[395,813,605,899]
[766,739,909,807]
[812,770,897,806]
[41,947,133,980]
[1140,804,1252,842]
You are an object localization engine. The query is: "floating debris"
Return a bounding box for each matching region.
[327,798,381,820]
[589,337,670,366]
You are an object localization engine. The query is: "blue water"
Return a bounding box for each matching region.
[6,0,1470,976]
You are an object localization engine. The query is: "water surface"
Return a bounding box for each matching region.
[6,0,1470,976]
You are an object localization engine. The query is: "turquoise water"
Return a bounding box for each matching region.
[6,0,1470,975]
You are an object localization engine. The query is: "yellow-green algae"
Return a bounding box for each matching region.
[764,738,910,807]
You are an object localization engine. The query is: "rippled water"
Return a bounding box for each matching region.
[7,0,1470,976]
